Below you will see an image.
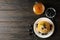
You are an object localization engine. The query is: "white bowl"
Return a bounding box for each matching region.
[33,17,54,38]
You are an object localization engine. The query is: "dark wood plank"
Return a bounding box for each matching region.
[0,0,59,40]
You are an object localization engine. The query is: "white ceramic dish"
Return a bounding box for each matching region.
[33,17,54,38]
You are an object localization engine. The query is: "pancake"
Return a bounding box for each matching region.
[36,21,52,34]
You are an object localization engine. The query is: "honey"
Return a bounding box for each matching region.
[33,2,45,15]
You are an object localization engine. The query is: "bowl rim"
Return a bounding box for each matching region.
[33,17,55,38]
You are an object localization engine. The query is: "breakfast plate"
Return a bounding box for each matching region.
[33,17,54,38]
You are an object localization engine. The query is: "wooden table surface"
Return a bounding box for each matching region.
[0,0,60,40]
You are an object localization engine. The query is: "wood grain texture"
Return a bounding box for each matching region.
[0,0,59,40]
[0,0,33,40]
